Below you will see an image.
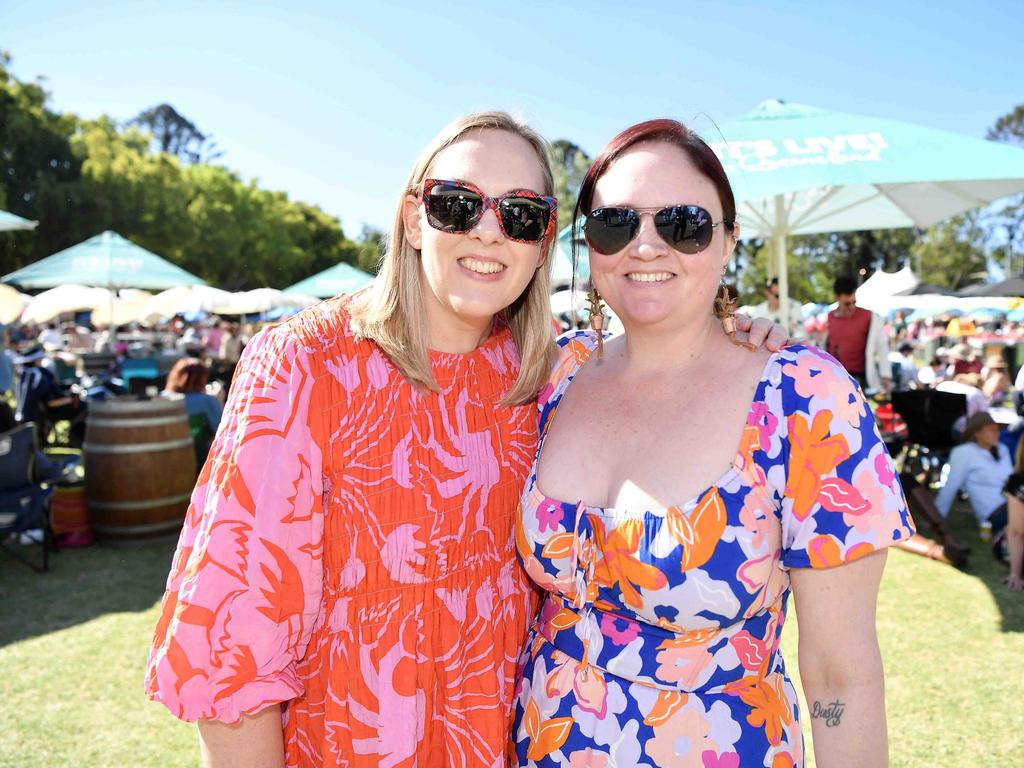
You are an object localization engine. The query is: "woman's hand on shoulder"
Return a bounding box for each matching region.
[733,313,790,351]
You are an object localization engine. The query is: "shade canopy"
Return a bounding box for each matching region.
[708,100,1024,324]
[284,261,374,299]
[214,288,318,315]
[2,230,206,290]
[0,210,37,232]
[957,276,1024,298]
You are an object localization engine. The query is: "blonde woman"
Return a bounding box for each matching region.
[145,112,783,767]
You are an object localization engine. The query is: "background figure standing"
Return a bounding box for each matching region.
[744,276,806,339]
[825,275,890,393]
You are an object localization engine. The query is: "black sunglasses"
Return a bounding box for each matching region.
[584,204,731,255]
[421,179,557,244]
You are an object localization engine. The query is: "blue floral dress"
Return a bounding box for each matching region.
[511,332,914,768]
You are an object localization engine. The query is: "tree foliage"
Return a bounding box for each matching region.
[0,52,363,290]
[550,139,591,233]
[129,103,222,165]
[986,103,1024,274]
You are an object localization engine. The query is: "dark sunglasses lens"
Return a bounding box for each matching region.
[585,208,637,254]
[499,197,550,242]
[425,183,483,232]
[655,205,714,253]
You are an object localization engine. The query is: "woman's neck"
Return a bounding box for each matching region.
[614,314,718,376]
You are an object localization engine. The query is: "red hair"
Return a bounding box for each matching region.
[572,119,737,272]
[165,357,209,394]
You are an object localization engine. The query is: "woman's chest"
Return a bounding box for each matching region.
[518,473,787,630]
[536,376,760,511]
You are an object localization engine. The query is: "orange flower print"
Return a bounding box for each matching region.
[590,517,667,610]
[523,698,575,761]
[666,487,727,572]
[723,673,793,746]
[785,410,850,520]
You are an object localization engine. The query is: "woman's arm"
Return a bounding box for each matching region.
[198,705,285,768]
[1005,496,1024,590]
[790,550,889,768]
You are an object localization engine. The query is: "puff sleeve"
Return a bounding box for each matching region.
[770,346,915,569]
[145,326,325,723]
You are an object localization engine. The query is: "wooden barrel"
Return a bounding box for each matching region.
[51,482,94,547]
[84,396,196,540]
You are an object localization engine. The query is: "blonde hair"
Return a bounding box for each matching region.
[350,111,556,406]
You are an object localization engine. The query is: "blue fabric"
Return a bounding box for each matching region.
[0,349,14,393]
[182,392,223,434]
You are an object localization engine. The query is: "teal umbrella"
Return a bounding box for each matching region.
[551,223,590,287]
[1,230,205,290]
[283,261,373,299]
[0,209,37,232]
[708,99,1024,325]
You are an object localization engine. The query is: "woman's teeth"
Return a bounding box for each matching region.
[460,258,505,274]
[626,272,673,283]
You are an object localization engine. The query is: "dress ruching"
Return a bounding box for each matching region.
[146,297,540,768]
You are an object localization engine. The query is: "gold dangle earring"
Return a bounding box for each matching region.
[587,288,605,357]
[713,269,756,351]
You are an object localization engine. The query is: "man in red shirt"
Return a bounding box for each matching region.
[826,275,891,392]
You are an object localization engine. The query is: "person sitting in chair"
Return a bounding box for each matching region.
[935,411,1012,539]
[13,346,76,445]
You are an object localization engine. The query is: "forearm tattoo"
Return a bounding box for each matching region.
[811,699,846,727]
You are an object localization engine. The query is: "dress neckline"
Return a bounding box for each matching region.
[530,331,781,516]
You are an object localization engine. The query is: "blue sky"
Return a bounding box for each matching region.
[4,0,1023,236]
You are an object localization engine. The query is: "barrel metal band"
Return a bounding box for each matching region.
[87,492,193,512]
[88,415,185,428]
[82,437,194,454]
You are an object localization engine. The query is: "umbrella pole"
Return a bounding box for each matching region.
[774,195,791,331]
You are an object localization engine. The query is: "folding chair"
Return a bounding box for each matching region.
[0,423,57,572]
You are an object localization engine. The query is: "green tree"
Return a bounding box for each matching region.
[550,139,591,233]
[0,50,84,272]
[910,211,988,289]
[987,104,1024,275]
[130,103,222,164]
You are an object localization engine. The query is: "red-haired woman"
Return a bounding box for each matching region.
[163,357,223,436]
[512,119,914,767]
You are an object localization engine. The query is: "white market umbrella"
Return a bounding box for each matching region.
[21,285,113,325]
[0,284,29,324]
[143,285,236,322]
[709,99,1024,326]
[214,288,317,315]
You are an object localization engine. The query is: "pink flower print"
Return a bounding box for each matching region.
[536,499,564,533]
[599,612,641,646]
[832,377,868,426]
[702,752,740,768]
[748,401,779,450]
[848,467,893,534]
[874,452,897,488]
[538,382,555,409]
[569,748,609,768]
[782,355,837,401]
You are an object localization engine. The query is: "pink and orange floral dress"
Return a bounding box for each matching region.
[512,332,914,767]
[146,297,539,768]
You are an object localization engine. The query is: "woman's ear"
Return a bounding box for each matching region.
[403,193,423,250]
[723,222,740,266]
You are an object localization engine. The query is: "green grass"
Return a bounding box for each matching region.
[0,503,1021,768]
